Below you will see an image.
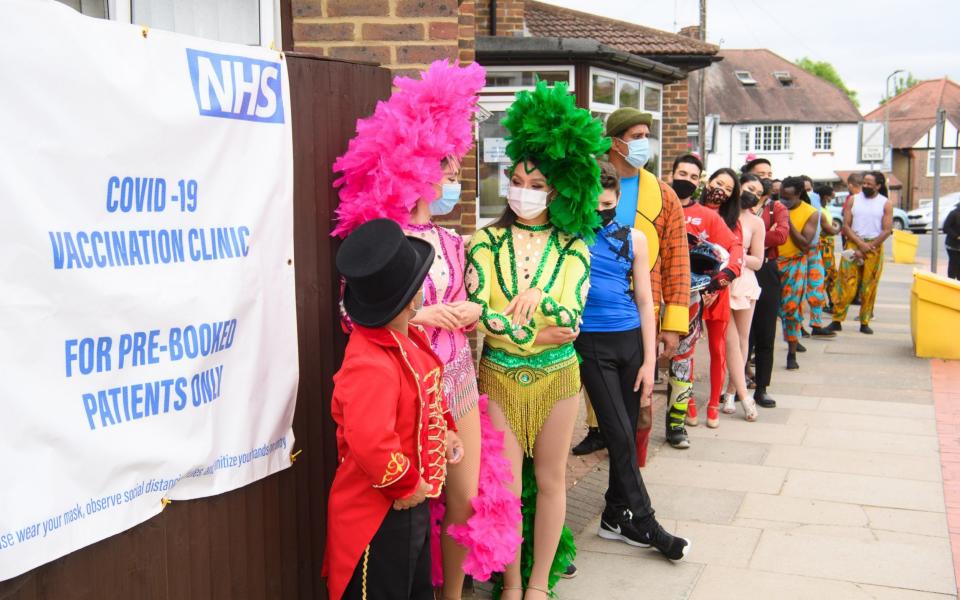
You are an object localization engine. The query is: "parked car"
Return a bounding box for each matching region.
[907,192,960,233]
[827,192,908,230]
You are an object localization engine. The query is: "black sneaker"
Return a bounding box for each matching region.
[826,321,843,333]
[786,353,799,370]
[572,427,605,456]
[754,389,776,408]
[860,324,874,335]
[666,426,690,449]
[801,327,811,338]
[810,326,837,338]
[560,563,577,579]
[633,515,691,561]
[599,509,647,547]
[796,342,807,353]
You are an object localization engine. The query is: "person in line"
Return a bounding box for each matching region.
[827,172,894,335]
[325,219,464,600]
[814,184,842,312]
[575,160,689,560]
[666,155,742,447]
[721,174,765,420]
[330,61,520,599]
[799,176,836,339]
[572,108,691,457]
[777,177,822,369]
[466,80,605,598]
[945,202,960,280]
[843,173,864,305]
[746,160,788,408]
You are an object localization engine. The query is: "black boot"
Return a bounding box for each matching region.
[786,352,799,370]
[810,325,837,338]
[572,427,606,456]
[754,387,777,408]
[860,323,874,335]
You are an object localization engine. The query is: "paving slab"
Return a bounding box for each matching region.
[642,483,746,525]
[736,492,868,527]
[664,436,771,465]
[819,396,937,418]
[672,520,762,568]
[781,469,945,512]
[787,408,938,436]
[553,547,703,600]
[684,419,807,445]
[802,427,941,456]
[642,457,788,495]
[764,444,943,481]
[864,507,950,538]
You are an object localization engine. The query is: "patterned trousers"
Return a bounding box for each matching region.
[803,247,828,327]
[777,254,810,343]
[667,298,704,431]
[833,239,884,325]
[819,236,838,306]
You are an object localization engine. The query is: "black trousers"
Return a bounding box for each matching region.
[750,260,782,390]
[343,503,432,600]
[949,249,960,280]
[575,328,654,519]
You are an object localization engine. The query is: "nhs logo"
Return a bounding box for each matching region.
[186,49,285,124]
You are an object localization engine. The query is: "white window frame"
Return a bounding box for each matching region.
[481,65,576,94]
[101,0,279,48]
[738,127,750,152]
[589,67,663,176]
[927,149,957,177]
[476,99,515,229]
[617,75,642,110]
[814,125,834,151]
[750,124,792,153]
[589,67,620,113]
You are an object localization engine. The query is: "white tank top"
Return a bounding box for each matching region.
[851,193,887,239]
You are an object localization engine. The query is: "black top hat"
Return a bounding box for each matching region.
[336,219,436,328]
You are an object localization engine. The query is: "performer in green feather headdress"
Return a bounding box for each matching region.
[465,80,609,599]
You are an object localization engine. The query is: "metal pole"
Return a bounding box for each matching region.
[698,0,707,170]
[931,108,945,273]
[884,70,904,202]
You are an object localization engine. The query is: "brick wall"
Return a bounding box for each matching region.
[475,0,525,37]
[661,78,690,179]
[290,0,478,235]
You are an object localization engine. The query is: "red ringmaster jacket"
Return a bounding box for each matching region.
[683,202,744,321]
[323,324,456,600]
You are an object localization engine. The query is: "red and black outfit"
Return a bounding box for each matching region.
[681,203,743,422]
[324,324,456,600]
[749,200,790,396]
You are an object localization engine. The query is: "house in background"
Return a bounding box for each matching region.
[689,49,876,184]
[864,77,960,210]
[475,0,720,223]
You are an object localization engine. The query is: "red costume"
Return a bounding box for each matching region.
[323,324,456,600]
[682,202,743,418]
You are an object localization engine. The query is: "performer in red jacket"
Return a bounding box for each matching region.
[324,219,463,600]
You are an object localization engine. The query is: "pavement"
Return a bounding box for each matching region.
[473,244,959,599]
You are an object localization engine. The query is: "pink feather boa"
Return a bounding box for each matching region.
[331,60,486,238]
[430,395,522,586]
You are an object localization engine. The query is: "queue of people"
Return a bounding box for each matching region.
[321,62,893,600]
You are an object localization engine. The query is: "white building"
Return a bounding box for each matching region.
[689,49,875,182]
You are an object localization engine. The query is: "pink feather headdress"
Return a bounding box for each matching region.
[331,60,486,237]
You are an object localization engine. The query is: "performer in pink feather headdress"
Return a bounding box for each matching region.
[331,60,522,600]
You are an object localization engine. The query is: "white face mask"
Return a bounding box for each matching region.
[507,186,549,220]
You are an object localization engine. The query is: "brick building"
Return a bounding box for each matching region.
[865,78,960,210]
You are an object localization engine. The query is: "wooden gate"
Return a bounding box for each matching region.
[0,54,392,600]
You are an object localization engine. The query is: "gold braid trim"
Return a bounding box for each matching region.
[361,545,370,600]
[478,358,580,457]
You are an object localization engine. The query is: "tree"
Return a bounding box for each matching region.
[795,57,860,108]
[880,72,920,104]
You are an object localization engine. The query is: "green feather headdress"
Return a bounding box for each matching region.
[502,80,611,242]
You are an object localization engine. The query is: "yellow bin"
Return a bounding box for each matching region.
[911,269,960,359]
[892,229,919,264]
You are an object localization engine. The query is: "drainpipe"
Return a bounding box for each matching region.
[490,0,497,36]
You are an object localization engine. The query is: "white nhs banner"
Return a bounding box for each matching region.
[187,49,285,123]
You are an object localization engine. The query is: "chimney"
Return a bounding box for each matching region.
[678,25,701,40]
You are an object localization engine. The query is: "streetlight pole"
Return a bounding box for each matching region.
[884,69,904,204]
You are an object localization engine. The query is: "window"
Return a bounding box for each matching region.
[591,72,617,106]
[814,126,834,151]
[927,149,957,176]
[735,70,757,85]
[54,0,278,47]
[738,128,750,152]
[749,125,791,152]
[477,106,512,223]
[773,71,794,86]
[643,84,662,112]
[483,68,574,91]
[618,78,641,109]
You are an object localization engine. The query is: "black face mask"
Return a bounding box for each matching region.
[597,208,617,226]
[671,178,698,200]
[740,191,760,209]
[862,187,877,197]
[770,192,780,201]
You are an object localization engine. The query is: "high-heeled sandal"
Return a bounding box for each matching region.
[706,406,720,428]
[741,395,758,422]
[721,393,736,414]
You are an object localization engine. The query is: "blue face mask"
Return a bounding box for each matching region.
[429,183,461,216]
[807,190,821,208]
[618,137,650,168]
